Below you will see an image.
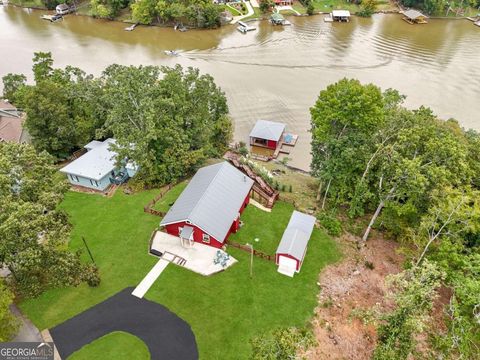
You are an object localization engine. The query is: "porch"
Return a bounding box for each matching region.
[149,231,237,276]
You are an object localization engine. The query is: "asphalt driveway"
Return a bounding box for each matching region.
[50,287,198,359]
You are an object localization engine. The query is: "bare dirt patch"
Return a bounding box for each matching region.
[305,233,404,360]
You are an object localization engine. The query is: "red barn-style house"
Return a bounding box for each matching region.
[159,162,254,249]
[249,120,286,151]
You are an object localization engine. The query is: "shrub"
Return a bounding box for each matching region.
[83,265,101,287]
[365,261,375,270]
[250,327,316,360]
[289,184,292,192]
[317,212,342,237]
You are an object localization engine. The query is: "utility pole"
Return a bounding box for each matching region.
[82,236,96,265]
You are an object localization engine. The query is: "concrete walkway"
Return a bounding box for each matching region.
[132,259,169,298]
[11,305,43,342]
[230,0,254,24]
[277,5,301,15]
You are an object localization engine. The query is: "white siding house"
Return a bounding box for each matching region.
[60,139,137,191]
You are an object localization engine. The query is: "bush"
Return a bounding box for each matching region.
[317,212,342,236]
[365,261,375,270]
[83,265,101,287]
[250,327,316,360]
[288,184,292,192]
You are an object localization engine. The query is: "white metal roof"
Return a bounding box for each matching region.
[249,120,286,142]
[332,10,351,17]
[276,211,316,261]
[60,139,118,181]
[84,140,104,150]
[160,162,254,242]
[403,9,427,19]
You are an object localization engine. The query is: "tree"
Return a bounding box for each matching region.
[131,0,157,24]
[1,73,26,103]
[259,0,274,13]
[100,64,231,186]
[0,280,18,342]
[310,78,385,210]
[373,260,445,360]
[0,142,99,297]
[358,0,377,17]
[32,51,54,83]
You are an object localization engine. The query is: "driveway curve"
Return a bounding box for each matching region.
[50,287,198,360]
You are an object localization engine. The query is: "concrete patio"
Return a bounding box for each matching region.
[150,231,237,276]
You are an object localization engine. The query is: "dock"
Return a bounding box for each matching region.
[237,21,256,33]
[41,14,63,22]
[273,133,299,158]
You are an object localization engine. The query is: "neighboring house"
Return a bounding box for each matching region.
[160,161,254,249]
[276,210,316,277]
[0,100,30,144]
[249,120,286,150]
[59,139,138,191]
[274,0,293,5]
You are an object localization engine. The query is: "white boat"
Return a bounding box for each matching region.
[164,50,179,56]
[124,23,138,31]
[237,21,256,33]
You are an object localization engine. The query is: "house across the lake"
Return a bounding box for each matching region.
[276,211,316,277]
[160,161,254,249]
[59,138,137,191]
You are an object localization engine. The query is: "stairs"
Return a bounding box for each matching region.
[161,251,187,267]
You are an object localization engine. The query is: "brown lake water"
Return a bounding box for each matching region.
[1,6,479,170]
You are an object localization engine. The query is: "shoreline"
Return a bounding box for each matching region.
[3,1,475,30]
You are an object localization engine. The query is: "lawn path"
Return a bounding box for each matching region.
[132,259,169,298]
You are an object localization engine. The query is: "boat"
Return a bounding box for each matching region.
[237,20,256,33]
[164,50,179,56]
[124,23,138,31]
[41,14,63,22]
[475,20,480,27]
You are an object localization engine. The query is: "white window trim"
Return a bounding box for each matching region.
[202,233,210,244]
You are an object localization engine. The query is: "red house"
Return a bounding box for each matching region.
[249,120,286,151]
[160,162,254,249]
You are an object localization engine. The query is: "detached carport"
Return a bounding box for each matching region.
[275,211,316,277]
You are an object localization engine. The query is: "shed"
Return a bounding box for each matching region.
[249,120,286,150]
[403,9,428,24]
[276,211,316,277]
[160,162,254,248]
[270,13,285,25]
[332,10,350,22]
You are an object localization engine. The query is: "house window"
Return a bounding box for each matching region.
[89,179,99,187]
[178,226,183,235]
[202,233,210,244]
[70,174,79,182]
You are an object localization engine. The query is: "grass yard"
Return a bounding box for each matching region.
[151,181,188,213]
[20,185,340,359]
[68,331,150,360]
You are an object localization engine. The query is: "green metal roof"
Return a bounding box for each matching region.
[271,13,284,21]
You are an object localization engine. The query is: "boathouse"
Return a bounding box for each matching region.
[160,162,254,249]
[276,211,316,277]
[249,120,286,151]
[55,3,71,15]
[271,13,286,25]
[59,139,137,191]
[331,10,351,22]
[402,9,428,24]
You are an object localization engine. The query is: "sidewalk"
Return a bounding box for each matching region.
[11,305,43,342]
[230,0,255,24]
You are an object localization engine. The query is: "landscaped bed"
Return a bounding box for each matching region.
[20,185,339,359]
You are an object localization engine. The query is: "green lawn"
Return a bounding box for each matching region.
[229,201,294,255]
[151,181,188,213]
[68,331,150,360]
[20,186,340,359]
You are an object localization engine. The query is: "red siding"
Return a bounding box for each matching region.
[267,140,277,149]
[276,253,301,271]
[163,191,251,248]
